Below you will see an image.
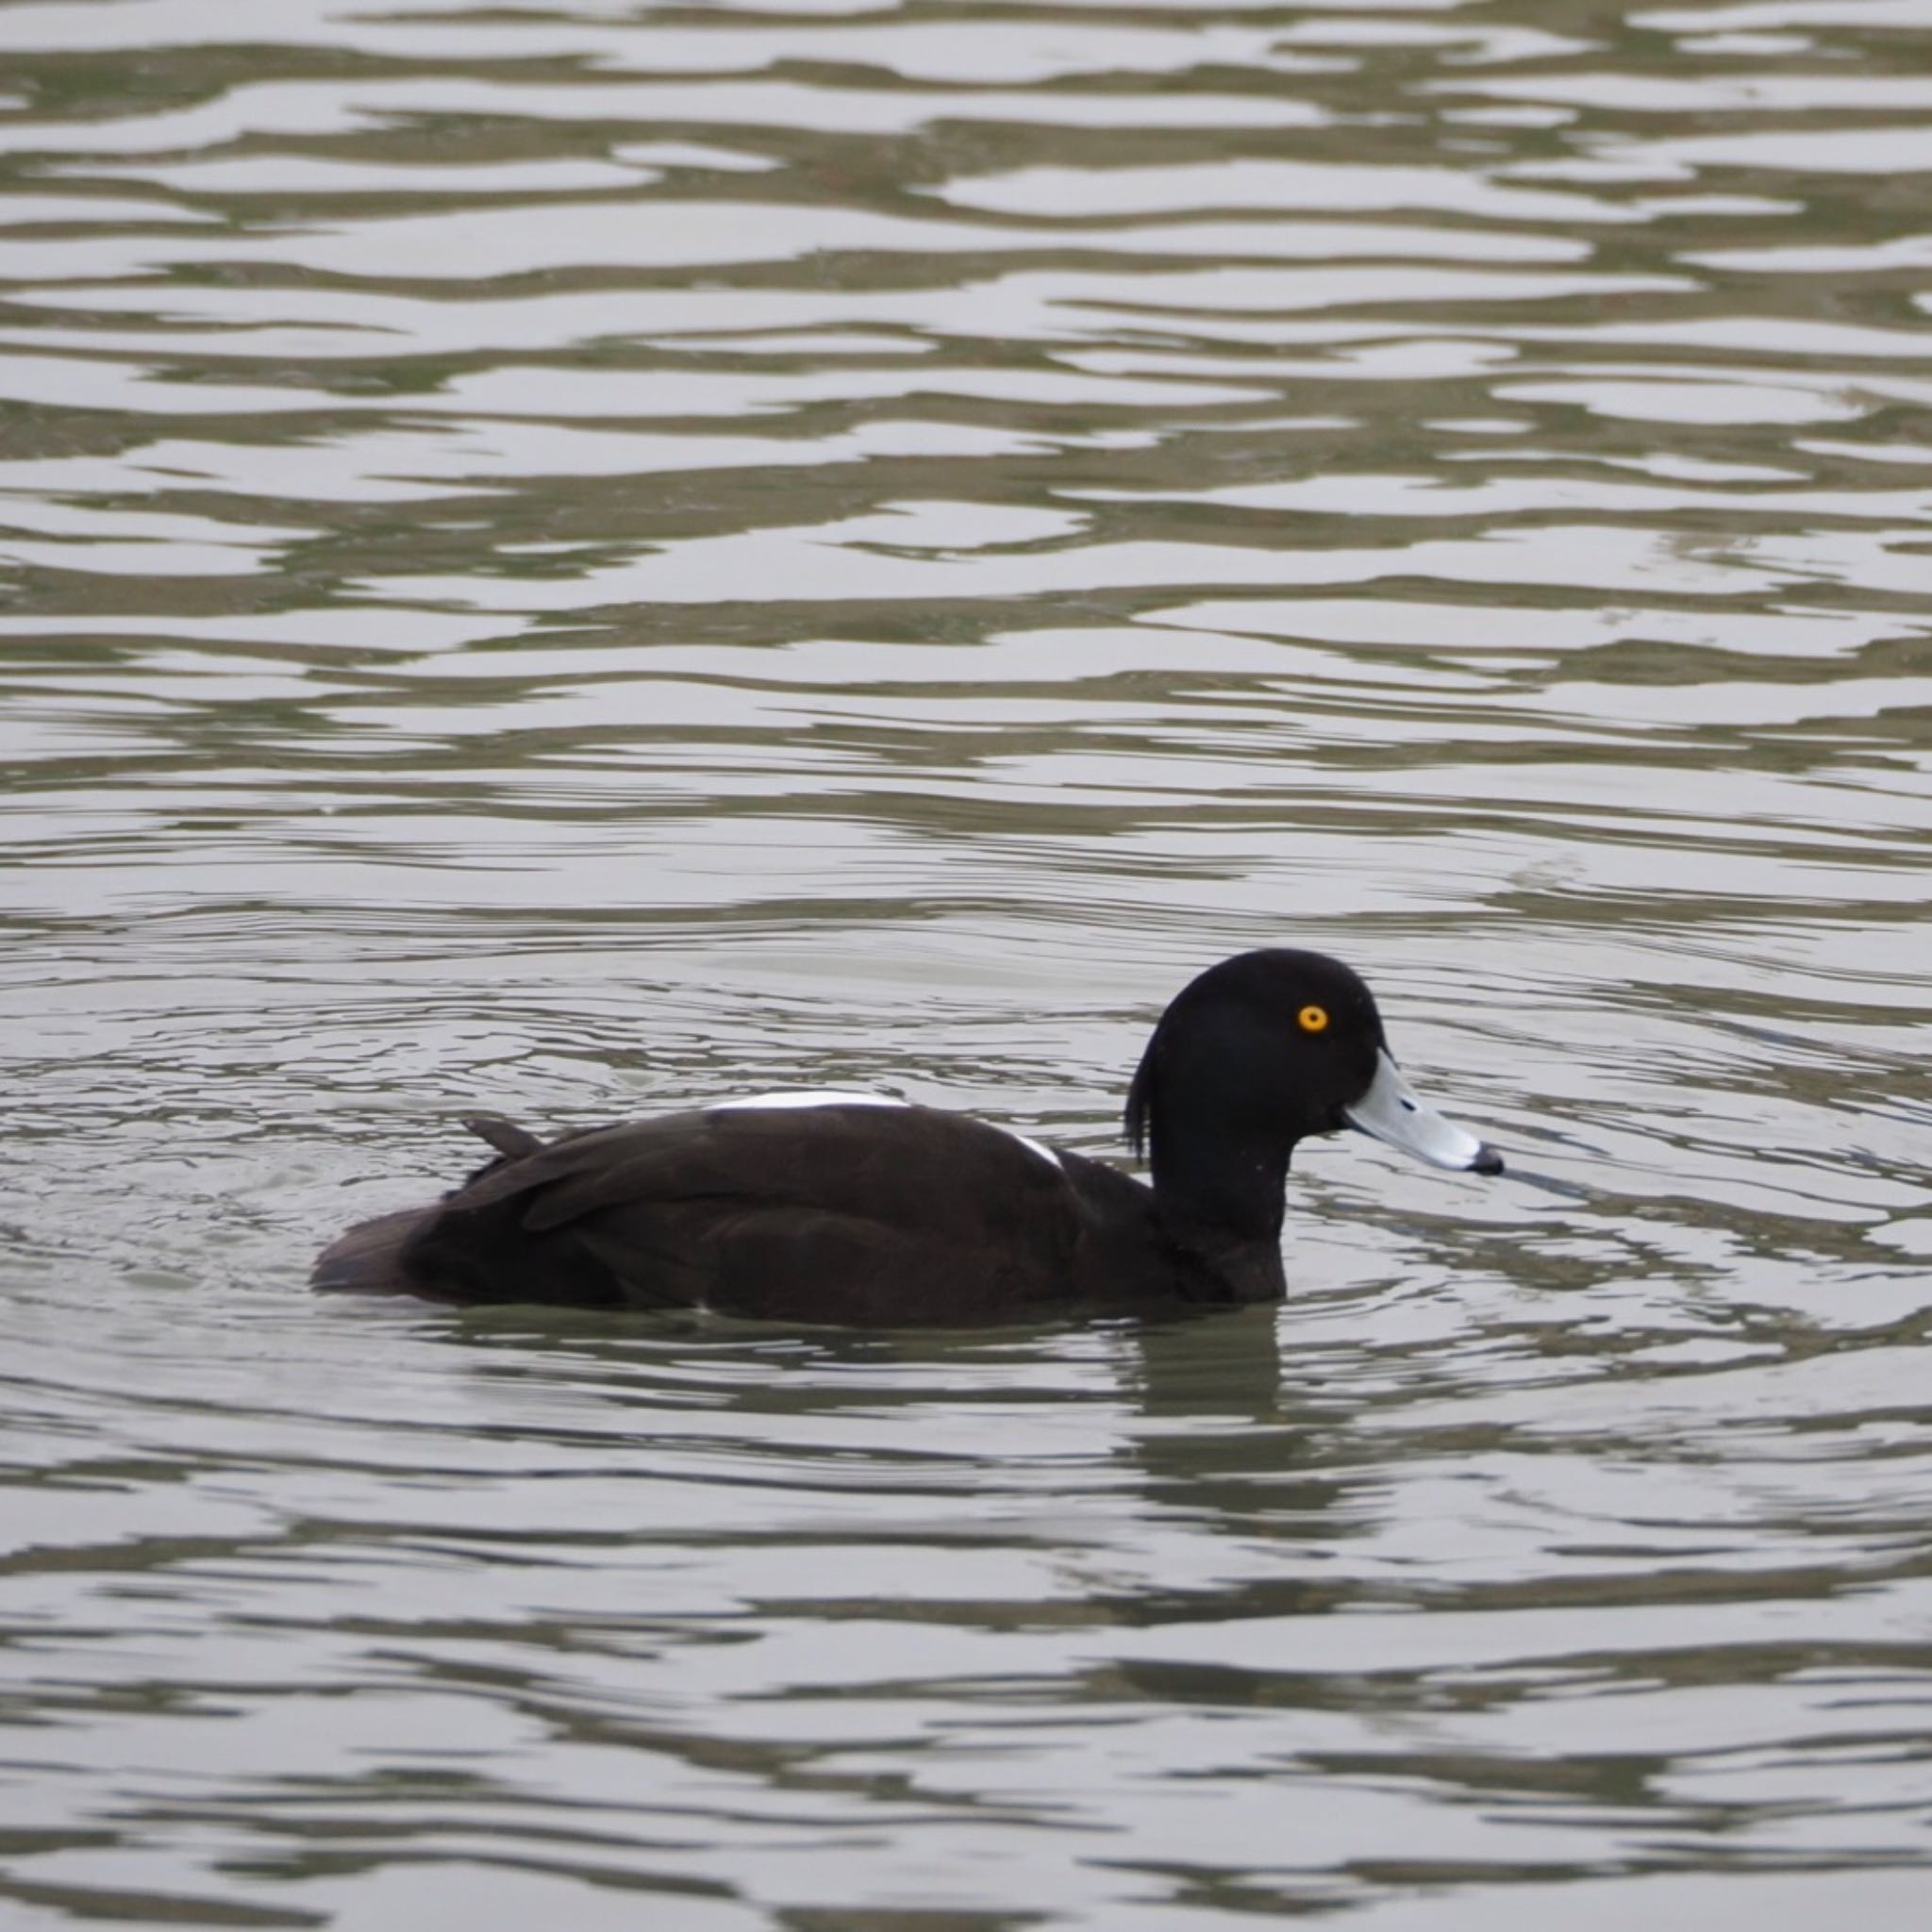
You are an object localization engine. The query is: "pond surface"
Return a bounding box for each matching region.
[4,0,1932,1925]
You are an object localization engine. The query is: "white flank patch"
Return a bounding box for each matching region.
[1004,1129,1062,1171]
[710,1090,908,1112]
[708,1091,1062,1170]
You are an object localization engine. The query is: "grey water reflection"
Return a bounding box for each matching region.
[5,0,1932,1924]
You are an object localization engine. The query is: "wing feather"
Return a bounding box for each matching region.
[396,1103,1081,1317]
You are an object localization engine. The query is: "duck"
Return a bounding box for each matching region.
[312,947,1502,1324]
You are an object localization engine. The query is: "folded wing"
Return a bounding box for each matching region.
[395,1104,1083,1323]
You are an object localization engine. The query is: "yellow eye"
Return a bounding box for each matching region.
[1298,1004,1329,1034]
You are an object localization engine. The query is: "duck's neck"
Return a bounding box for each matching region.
[1149,1125,1294,1304]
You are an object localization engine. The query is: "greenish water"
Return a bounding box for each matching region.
[3,1,1931,1925]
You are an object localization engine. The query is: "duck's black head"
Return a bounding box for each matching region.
[1126,949,1500,1259]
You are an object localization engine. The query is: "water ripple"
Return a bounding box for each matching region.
[4,1,1932,1925]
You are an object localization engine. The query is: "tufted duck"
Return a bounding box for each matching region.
[312,948,1502,1323]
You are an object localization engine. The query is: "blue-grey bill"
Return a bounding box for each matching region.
[1343,1049,1504,1174]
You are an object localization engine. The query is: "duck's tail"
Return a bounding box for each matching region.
[310,1206,437,1294]
[312,1115,549,1294]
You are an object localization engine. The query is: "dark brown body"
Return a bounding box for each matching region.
[313,1104,1286,1324]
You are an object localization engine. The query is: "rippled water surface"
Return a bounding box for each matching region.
[5,0,1932,1924]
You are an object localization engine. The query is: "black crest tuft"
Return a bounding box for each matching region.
[1124,1029,1161,1159]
